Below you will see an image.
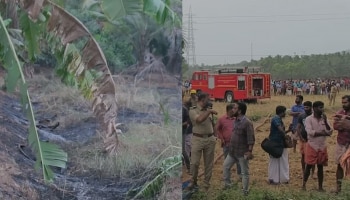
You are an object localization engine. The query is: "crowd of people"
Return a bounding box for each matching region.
[271,78,350,96]
[183,80,192,95]
[182,88,350,196]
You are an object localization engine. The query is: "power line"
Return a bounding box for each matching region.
[195,54,309,57]
[194,17,350,24]
[196,54,270,57]
[183,13,350,18]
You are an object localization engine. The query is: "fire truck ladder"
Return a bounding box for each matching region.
[216,68,245,74]
[265,75,270,97]
[248,75,252,97]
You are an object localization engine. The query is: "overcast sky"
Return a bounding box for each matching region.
[182,0,350,65]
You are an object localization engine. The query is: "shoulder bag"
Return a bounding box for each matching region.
[261,138,284,158]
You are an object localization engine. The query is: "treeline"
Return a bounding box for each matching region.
[236,51,350,79]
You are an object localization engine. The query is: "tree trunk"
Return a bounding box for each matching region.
[6,0,19,29]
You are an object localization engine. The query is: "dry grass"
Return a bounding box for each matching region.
[115,83,160,112]
[26,74,92,129]
[24,71,181,174]
[3,68,181,198]
[68,119,180,178]
[183,90,350,199]
[157,177,182,200]
[20,181,40,200]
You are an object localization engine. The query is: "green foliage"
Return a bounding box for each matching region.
[190,182,350,200]
[55,43,102,99]
[3,18,12,26]
[159,101,170,125]
[65,2,136,73]
[143,0,181,27]
[0,15,67,183]
[101,0,143,21]
[78,0,182,73]
[19,9,48,61]
[93,31,135,73]
[249,114,262,122]
[131,154,181,199]
[182,58,189,76]
[247,52,350,79]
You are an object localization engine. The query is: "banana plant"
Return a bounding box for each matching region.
[83,0,181,27]
[19,0,181,154]
[1,0,182,183]
[0,15,67,183]
[20,0,122,155]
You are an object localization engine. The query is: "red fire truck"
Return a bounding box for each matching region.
[190,67,271,102]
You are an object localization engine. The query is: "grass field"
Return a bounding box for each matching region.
[182,90,350,200]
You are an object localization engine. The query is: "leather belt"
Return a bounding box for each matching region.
[193,133,213,138]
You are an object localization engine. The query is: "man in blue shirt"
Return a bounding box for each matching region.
[290,95,305,153]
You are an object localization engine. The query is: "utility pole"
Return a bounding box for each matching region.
[186,6,196,68]
[250,42,253,63]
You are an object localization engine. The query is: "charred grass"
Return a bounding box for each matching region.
[0,64,181,200]
[26,74,92,129]
[23,72,180,198]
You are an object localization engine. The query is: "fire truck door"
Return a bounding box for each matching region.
[208,76,215,89]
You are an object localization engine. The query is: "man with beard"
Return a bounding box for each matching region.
[215,104,242,180]
[290,95,305,153]
[188,92,217,191]
[223,102,255,196]
[333,95,350,193]
[303,101,333,191]
[296,101,315,179]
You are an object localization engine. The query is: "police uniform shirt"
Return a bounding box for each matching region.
[189,105,213,135]
[191,99,197,107]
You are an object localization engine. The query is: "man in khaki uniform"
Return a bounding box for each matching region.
[188,92,217,191]
[329,83,337,106]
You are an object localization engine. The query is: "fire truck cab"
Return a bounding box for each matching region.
[191,68,271,103]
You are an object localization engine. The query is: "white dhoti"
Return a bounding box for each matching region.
[268,148,289,184]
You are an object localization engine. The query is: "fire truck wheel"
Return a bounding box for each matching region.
[225,92,233,103]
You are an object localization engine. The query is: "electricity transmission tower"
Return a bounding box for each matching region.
[186,6,196,68]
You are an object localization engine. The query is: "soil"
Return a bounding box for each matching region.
[182,99,343,199]
[0,66,181,200]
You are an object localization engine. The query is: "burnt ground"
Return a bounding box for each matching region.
[0,91,154,200]
[0,69,181,199]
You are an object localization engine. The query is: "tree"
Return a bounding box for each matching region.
[1,0,181,182]
[83,0,182,74]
